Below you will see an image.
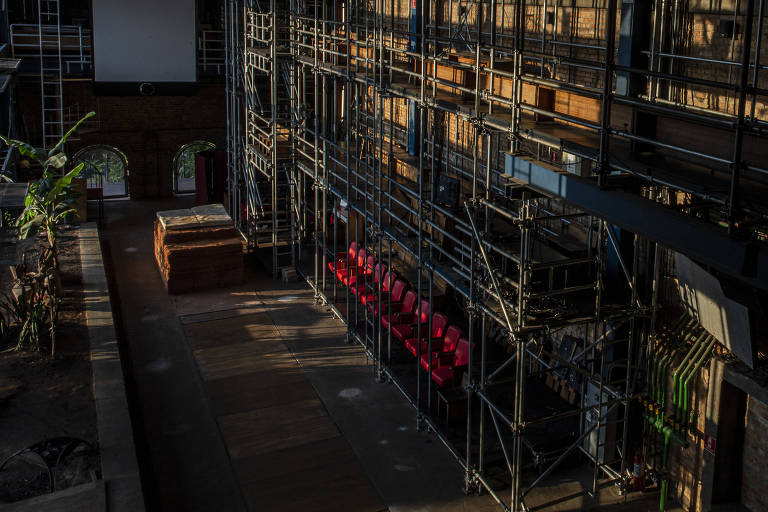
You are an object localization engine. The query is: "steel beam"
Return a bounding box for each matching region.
[505,153,768,290]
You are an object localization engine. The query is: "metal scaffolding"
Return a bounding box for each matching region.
[226,1,768,510]
[228,0,297,277]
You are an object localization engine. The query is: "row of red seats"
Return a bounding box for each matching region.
[328,242,472,388]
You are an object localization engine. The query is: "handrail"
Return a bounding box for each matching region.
[198,29,225,75]
[11,23,92,74]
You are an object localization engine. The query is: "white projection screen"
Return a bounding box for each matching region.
[92,0,196,84]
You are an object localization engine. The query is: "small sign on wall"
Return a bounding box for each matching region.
[335,199,348,223]
[704,434,717,455]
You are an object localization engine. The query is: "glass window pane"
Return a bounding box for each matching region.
[73,146,128,197]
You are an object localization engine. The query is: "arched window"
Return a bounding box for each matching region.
[71,145,129,198]
[173,141,216,194]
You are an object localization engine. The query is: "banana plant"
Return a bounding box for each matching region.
[0,112,95,356]
[17,167,82,260]
[1,112,94,260]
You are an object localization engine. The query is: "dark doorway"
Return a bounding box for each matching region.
[712,381,747,504]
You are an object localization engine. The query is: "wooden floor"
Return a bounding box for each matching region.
[180,309,387,512]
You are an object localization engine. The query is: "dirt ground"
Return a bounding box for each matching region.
[0,226,100,503]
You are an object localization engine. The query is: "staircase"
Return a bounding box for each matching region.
[38,0,63,150]
[242,2,298,276]
[253,164,294,255]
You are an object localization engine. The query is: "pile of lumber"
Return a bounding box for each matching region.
[154,204,244,294]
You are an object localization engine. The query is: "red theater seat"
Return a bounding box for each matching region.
[360,270,395,305]
[404,312,449,357]
[336,248,366,282]
[431,337,472,388]
[390,300,430,343]
[328,242,358,274]
[381,289,417,331]
[371,279,407,318]
[414,325,463,370]
[352,263,386,296]
[345,255,376,287]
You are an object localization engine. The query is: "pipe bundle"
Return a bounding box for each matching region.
[643,313,715,512]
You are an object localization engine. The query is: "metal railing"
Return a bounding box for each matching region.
[198,30,225,75]
[10,23,92,74]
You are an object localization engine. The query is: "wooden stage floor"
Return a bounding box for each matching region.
[180,306,386,512]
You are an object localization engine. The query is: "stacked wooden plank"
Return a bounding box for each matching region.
[154,204,244,294]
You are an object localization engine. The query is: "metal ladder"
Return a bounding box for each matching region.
[271,164,295,275]
[37,0,63,150]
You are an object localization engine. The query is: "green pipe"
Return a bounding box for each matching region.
[645,318,690,464]
[649,328,694,475]
[654,346,671,425]
[660,425,686,512]
[671,332,707,421]
[638,315,706,512]
[654,331,677,401]
[655,342,672,403]
[643,409,687,512]
[646,332,664,468]
[658,322,695,407]
[644,410,687,446]
[656,319,695,403]
[660,337,714,512]
[663,325,699,409]
[654,335,713,512]
[649,325,671,399]
[649,317,685,399]
[658,344,680,422]
[647,317,692,469]
[659,429,670,512]
[675,334,711,422]
[681,337,716,430]
[660,428,672,512]
[643,412,686,512]
[649,337,663,402]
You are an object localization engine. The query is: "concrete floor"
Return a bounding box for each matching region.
[101,198,676,512]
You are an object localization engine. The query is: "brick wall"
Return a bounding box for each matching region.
[669,366,711,511]
[682,13,768,118]
[741,395,768,512]
[18,79,226,199]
